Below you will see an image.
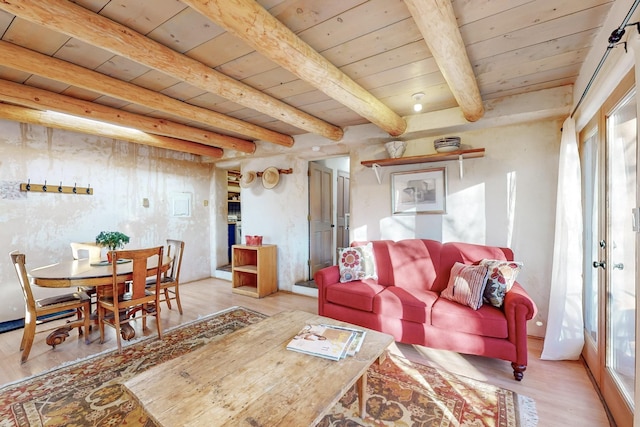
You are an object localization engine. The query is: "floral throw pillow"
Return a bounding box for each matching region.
[338,243,378,283]
[440,262,489,310]
[480,259,523,308]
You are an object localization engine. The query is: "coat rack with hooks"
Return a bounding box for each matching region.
[20,180,93,195]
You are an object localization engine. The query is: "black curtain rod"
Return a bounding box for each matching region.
[570,0,640,118]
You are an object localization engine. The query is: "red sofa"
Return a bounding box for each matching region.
[314,239,538,380]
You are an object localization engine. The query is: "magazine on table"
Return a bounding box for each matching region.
[286,323,366,361]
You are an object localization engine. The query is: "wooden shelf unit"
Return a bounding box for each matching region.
[227,170,241,202]
[361,148,484,167]
[231,244,277,298]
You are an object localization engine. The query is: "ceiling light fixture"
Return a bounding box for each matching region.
[412,92,424,112]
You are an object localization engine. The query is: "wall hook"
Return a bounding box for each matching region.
[86,184,91,195]
[73,182,77,194]
[42,180,47,192]
[58,181,63,193]
[26,179,31,191]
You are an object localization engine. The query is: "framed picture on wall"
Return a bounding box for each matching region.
[391,167,447,214]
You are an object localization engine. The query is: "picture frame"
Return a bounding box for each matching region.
[391,167,447,215]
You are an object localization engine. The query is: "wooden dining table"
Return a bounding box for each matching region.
[29,255,171,342]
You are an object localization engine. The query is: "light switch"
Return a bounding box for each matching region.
[143,198,149,208]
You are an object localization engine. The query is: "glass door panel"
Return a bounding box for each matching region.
[605,88,636,407]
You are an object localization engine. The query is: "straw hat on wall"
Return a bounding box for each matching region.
[240,171,257,188]
[262,167,280,189]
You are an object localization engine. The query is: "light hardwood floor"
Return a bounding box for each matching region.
[0,278,612,426]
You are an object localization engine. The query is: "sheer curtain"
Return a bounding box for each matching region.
[541,116,585,360]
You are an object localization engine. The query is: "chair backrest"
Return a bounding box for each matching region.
[165,239,185,283]
[10,251,36,313]
[70,242,102,261]
[111,246,164,304]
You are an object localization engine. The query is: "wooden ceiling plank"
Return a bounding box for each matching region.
[0,102,224,158]
[186,32,254,69]
[458,0,610,46]
[146,7,226,53]
[467,4,612,62]
[55,38,115,70]
[0,40,293,146]
[404,0,484,122]
[0,78,255,153]
[269,0,367,34]
[0,0,342,141]
[183,0,406,136]
[339,40,432,81]
[472,28,600,76]
[3,16,69,54]
[321,18,423,68]
[97,0,188,36]
[295,0,411,53]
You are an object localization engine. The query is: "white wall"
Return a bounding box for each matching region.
[346,120,562,337]
[239,154,310,291]
[0,121,214,322]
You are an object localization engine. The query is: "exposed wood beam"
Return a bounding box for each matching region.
[404,0,484,122]
[0,0,343,141]
[182,0,407,137]
[0,41,287,148]
[0,79,256,154]
[0,103,224,158]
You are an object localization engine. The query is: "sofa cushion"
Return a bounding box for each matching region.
[387,239,441,291]
[373,287,439,324]
[481,259,523,307]
[433,242,513,293]
[431,297,508,339]
[325,281,386,312]
[338,242,378,283]
[440,262,489,310]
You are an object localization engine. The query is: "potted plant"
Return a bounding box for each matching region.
[95,231,130,262]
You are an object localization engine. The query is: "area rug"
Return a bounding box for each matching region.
[0,307,537,427]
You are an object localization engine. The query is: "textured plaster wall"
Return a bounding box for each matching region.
[348,119,562,338]
[239,154,309,292]
[0,120,213,322]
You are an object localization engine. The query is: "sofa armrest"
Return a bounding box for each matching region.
[503,282,538,368]
[314,266,340,316]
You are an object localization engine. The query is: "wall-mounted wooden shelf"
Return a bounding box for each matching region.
[361,148,485,168]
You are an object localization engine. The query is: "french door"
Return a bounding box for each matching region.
[581,71,637,426]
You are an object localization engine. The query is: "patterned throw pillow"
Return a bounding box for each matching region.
[480,259,523,308]
[338,243,378,283]
[440,262,489,310]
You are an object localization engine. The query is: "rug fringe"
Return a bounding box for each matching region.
[518,395,539,427]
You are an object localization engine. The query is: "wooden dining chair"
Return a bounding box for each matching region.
[97,246,163,352]
[158,239,185,314]
[10,251,91,364]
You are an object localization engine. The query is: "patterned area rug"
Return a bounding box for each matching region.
[0,307,537,426]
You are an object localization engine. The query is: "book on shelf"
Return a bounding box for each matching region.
[286,323,367,361]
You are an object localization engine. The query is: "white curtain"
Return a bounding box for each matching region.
[541,116,585,360]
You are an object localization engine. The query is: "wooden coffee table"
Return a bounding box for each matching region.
[124,310,394,426]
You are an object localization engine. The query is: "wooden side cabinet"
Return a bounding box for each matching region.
[231,244,277,298]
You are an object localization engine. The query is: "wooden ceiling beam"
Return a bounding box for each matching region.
[0,79,256,154]
[183,0,407,137]
[0,0,343,141]
[0,103,224,158]
[404,0,484,122]
[0,41,286,148]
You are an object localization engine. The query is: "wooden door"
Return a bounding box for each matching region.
[581,72,636,427]
[336,170,350,250]
[309,162,334,278]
